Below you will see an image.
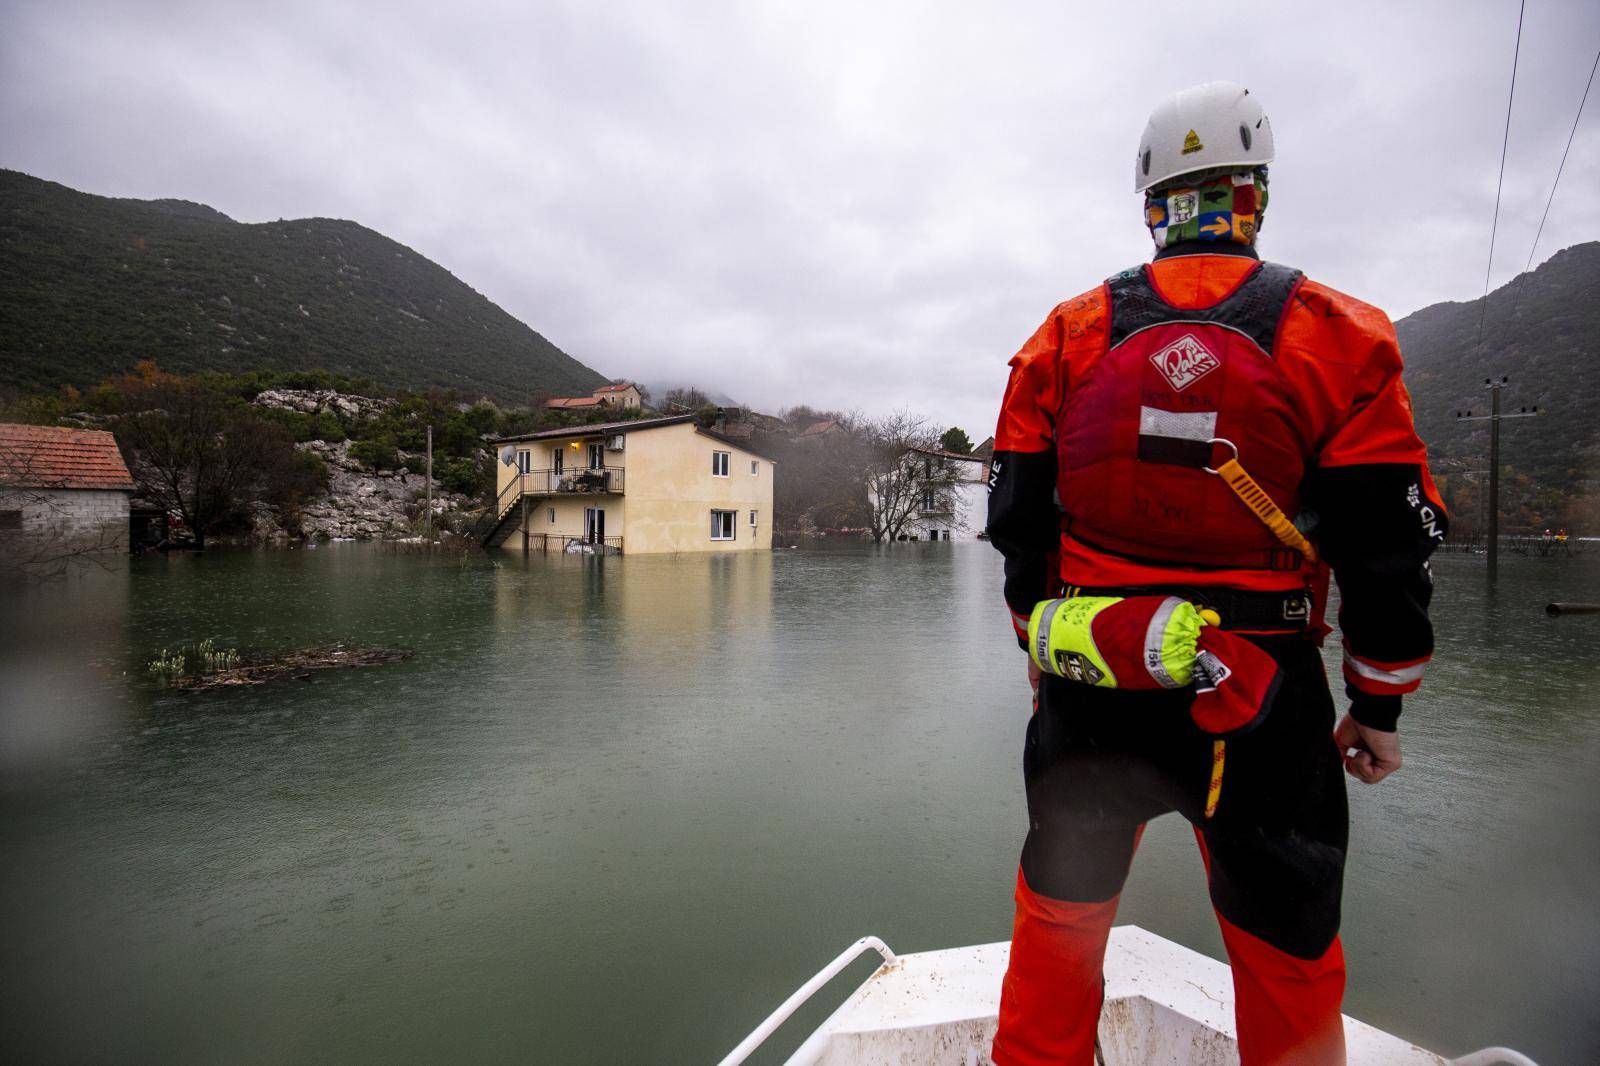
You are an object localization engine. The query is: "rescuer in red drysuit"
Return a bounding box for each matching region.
[986,81,1448,1065]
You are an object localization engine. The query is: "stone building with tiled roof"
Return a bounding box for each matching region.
[545,382,642,411]
[0,423,136,564]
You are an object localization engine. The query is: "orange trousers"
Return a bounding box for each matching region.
[993,648,1349,1064]
[992,858,1346,1064]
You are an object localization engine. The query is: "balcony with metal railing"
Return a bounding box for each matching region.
[495,466,625,523]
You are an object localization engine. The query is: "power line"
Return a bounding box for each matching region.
[1516,43,1593,288]
[1475,0,1526,355]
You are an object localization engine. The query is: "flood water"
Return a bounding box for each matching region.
[1,543,1597,1065]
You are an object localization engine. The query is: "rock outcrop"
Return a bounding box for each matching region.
[251,388,394,421]
[252,440,477,542]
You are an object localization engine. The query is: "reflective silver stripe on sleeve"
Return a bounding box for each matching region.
[1142,596,1185,689]
[1034,598,1067,675]
[1342,651,1427,686]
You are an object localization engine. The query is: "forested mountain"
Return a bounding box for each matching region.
[0,169,607,402]
[1395,240,1600,532]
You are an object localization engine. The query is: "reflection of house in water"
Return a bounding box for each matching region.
[485,415,775,555]
[0,423,135,572]
[490,546,775,686]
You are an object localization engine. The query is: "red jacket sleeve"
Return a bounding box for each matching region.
[986,307,1067,646]
[1304,305,1447,730]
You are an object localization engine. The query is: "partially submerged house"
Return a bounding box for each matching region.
[905,447,990,541]
[0,423,136,563]
[485,414,774,555]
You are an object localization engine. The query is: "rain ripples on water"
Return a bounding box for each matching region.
[1,544,1596,1064]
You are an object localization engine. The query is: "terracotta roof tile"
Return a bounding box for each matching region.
[593,383,636,394]
[544,396,605,408]
[493,414,695,444]
[0,423,136,491]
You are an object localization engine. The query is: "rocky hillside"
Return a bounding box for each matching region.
[0,169,608,402]
[243,388,479,542]
[1396,240,1600,530]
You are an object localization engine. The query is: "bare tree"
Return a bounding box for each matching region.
[855,410,967,543]
[113,379,304,548]
[766,422,867,536]
[663,386,711,412]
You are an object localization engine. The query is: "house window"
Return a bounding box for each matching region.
[711,451,730,477]
[588,442,605,470]
[517,450,531,475]
[552,447,565,475]
[922,490,938,512]
[749,509,758,528]
[711,510,737,541]
[750,460,759,476]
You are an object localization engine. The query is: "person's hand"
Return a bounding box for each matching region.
[1333,713,1402,784]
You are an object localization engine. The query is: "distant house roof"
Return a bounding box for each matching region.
[801,419,843,437]
[494,414,697,444]
[593,383,638,395]
[972,436,995,460]
[0,423,136,491]
[909,445,986,463]
[544,396,605,409]
[493,415,777,461]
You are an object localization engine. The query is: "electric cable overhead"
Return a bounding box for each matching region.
[1507,43,1600,322]
[1475,0,1525,354]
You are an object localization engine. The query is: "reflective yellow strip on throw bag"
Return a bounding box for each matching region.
[1213,458,1318,564]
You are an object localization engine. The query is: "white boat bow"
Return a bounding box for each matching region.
[717,925,1538,1066]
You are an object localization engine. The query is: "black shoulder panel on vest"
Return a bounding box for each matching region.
[1106,261,1304,354]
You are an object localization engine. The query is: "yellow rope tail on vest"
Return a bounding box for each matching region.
[1205,739,1226,819]
[1213,456,1318,564]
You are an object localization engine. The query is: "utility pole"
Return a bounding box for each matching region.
[424,425,433,539]
[1456,376,1538,581]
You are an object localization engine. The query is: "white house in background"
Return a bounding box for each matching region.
[906,447,990,541]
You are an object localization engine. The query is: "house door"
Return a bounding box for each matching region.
[588,442,605,470]
[585,507,605,544]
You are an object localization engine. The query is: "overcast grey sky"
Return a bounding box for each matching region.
[4,0,1598,436]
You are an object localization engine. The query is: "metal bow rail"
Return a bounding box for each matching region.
[714,936,898,1066]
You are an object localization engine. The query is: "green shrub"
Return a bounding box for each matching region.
[313,411,346,442]
[350,436,402,471]
[437,455,490,498]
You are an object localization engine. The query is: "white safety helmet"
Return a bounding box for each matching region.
[1134,81,1274,193]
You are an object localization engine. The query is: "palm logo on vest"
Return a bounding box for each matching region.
[1148,333,1220,392]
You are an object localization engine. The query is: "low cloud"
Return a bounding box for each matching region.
[3,0,1597,436]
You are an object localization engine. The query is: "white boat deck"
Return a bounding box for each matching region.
[776,926,1466,1065]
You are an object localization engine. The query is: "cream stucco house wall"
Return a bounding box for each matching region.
[486,415,774,554]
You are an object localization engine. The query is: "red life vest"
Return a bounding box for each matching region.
[1057,260,1309,571]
